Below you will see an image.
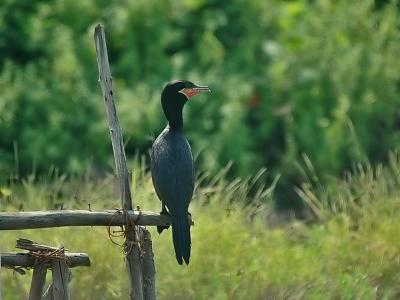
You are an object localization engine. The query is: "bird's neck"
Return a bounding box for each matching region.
[163,103,184,131]
[168,118,183,131]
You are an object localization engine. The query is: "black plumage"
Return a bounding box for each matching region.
[151,80,210,265]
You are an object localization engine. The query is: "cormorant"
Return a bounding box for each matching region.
[151,80,210,265]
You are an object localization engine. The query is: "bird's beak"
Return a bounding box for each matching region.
[179,84,211,99]
[192,84,211,93]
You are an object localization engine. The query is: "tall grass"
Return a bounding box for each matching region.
[1,156,400,299]
[296,152,400,219]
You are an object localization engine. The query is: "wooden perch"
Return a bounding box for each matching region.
[0,209,192,230]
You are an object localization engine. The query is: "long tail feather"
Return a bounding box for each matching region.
[172,215,191,265]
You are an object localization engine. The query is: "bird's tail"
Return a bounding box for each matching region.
[171,215,191,265]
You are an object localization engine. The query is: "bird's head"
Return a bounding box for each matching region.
[161,80,210,129]
[162,80,210,103]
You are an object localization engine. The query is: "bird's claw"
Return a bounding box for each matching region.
[136,205,142,216]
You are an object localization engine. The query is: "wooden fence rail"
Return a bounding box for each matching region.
[0,210,191,230]
[1,253,90,268]
[1,239,91,300]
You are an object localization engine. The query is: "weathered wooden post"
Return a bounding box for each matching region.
[94,24,156,300]
[28,261,47,300]
[140,229,156,299]
[50,258,71,300]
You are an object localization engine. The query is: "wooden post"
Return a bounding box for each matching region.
[28,261,47,300]
[51,258,71,300]
[42,284,54,300]
[93,25,132,210]
[94,24,144,300]
[140,228,156,300]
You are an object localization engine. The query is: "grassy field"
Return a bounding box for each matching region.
[2,157,400,299]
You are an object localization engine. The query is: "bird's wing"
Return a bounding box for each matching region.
[151,131,194,216]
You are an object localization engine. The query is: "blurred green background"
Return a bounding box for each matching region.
[1,0,400,202]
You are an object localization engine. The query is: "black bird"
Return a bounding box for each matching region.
[151,80,210,265]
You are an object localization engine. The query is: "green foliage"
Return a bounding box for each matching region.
[1,0,400,197]
[297,152,400,220]
[2,160,400,299]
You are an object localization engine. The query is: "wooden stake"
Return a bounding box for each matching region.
[42,283,54,300]
[94,24,144,300]
[51,259,71,300]
[140,228,156,300]
[28,261,47,300]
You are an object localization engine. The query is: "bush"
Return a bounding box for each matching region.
[1,0,400,199]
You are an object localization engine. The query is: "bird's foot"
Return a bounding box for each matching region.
[157,209,170,234]
[136,205,142,216]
